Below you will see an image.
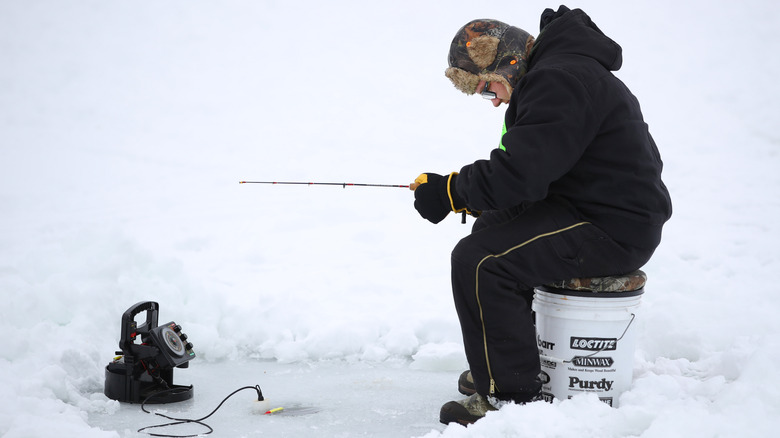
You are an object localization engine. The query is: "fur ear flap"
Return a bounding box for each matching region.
[445,67,480,95]
[481,72,513,97]
[467,35,500,69]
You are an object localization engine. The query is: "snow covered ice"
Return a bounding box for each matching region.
[2,0,779,437]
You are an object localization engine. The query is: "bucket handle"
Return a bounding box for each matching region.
[540,313,636,365]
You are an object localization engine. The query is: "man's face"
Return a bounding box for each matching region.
[477,80,511,107]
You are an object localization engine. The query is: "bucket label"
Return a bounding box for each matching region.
[571,356,614,368]
[567,395,613,407]
[568,377,614,392]
[537,334,556,350]
[570,337,617,351]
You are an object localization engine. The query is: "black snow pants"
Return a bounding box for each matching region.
[451,197,655,401]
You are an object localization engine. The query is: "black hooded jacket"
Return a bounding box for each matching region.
[454,7,672,249]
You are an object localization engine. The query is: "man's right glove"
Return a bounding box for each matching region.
[412,172,478,224]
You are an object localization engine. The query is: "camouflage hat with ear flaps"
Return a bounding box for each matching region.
[445,19,535,96]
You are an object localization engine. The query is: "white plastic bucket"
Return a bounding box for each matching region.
[532,285,643,407]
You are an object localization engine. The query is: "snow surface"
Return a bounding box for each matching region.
[1,0,779,436]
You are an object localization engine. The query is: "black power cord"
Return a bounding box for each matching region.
[138,385,265,437]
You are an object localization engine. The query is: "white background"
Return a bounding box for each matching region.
[1,0,779,436]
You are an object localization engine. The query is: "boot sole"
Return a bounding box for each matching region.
[458,383,476,396]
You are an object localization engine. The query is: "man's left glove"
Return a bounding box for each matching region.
[412,172,478,224]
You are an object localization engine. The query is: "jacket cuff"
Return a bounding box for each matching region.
[446,173,468,212]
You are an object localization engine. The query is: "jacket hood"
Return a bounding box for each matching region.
[528,7,622,71]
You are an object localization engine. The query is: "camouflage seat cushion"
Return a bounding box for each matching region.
[544,270,646,293]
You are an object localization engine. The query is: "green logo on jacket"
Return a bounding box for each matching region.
[499,121,507,152]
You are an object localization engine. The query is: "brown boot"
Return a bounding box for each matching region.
[439,393,497,425]
[457,370,476,395]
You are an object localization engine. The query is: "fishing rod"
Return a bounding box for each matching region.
[239,180,471,223]
[239,181,410,189]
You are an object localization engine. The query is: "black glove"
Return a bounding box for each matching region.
[412,172,474,224]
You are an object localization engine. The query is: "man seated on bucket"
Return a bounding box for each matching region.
[410,5,672,425]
